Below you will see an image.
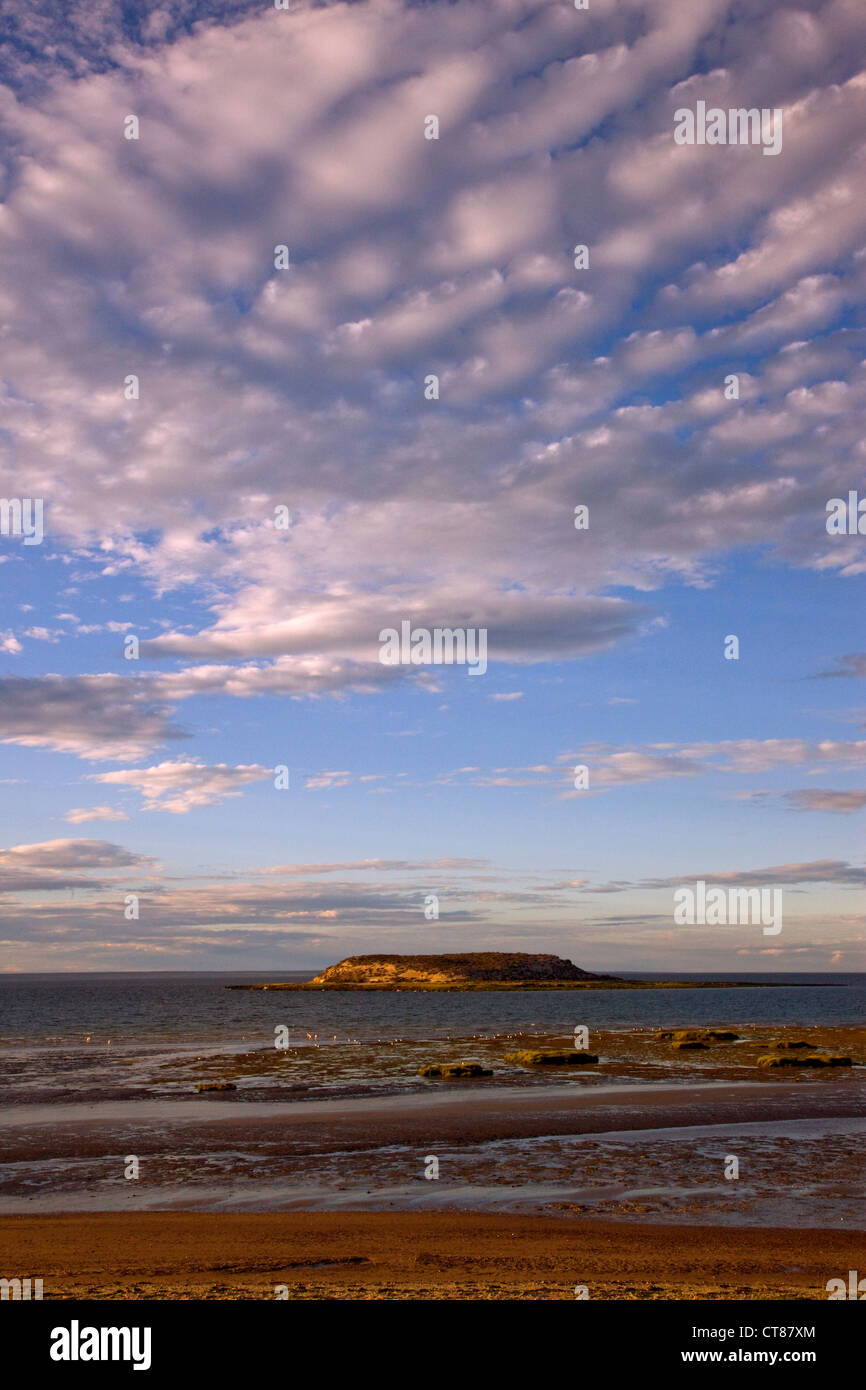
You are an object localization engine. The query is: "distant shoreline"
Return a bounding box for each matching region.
[224,979,826,992]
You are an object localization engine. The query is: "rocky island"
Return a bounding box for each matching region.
[312,951,616,986]
[226,951,617,990]
[224,951,785,991]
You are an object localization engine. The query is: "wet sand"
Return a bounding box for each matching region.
[2,1076,863,1226]
[2,1210,861,1300]
[5,1076,865,1157]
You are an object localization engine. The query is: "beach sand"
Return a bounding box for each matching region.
[1,1210,861,1300]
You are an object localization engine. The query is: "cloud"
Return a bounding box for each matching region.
[279,739,866,805]
[247,857,491,876]
[815,654,866,679]
[686,738,866,773]
[92,758,273,812]
[0,869,513,953]
[557,738,866,788]
[140,592,649,667]
[65,805,130,824]
[563,749,704,789]
[597,860,866,892]
[784,788,866,814]
[304,770,352,791]
[0,674,186,760]
[0,0,861,704]
[0,838,148,870]
[0,837,153,892]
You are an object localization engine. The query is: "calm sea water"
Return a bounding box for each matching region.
[1,971,864,1044]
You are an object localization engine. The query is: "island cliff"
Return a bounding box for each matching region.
[226,951,632,990]
[310,952,617,986]
[225,951,786,991]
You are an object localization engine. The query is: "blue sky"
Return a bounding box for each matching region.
[0,0,864,972]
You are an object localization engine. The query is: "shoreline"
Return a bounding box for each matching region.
[225,979,816,991]
[2,1211,860,1300]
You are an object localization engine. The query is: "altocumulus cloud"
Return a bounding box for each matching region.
[0,0,863,727]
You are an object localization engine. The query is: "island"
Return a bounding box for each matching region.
[224,951,790,991]
[310,951,617,986]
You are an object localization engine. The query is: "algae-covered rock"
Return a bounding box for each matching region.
[757,1054,852,1068]
[195,1081,237,1092]
[504,1049,599,1066]
[672,1040,709,1050]
[656,1029,738,1043]
[418,1061,492,1078]
[769,1040,812,1050]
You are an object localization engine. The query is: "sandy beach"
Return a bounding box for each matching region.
[3,1210,862,1300]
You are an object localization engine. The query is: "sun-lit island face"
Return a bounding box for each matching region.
[310,951,611,986]
[225,950,625,989]
[224,954,794,991]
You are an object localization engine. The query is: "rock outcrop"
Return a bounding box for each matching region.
[757,1054,852,1068]
[310,951,617,987]
[418,1062,493,1078]
[504,1049,599,1066]
[655,1029,739,1043]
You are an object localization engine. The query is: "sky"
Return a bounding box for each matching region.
[0,0,864,974]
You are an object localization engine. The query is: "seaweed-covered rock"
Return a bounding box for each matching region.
[672,1040,709,1050]
[757,1054,852,1068]
[656,1029,739,1043]
[504,1049,599,1066]
[769,1040,812,1050]
[195,1081,237,1092]
[418,1062,493,1078]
